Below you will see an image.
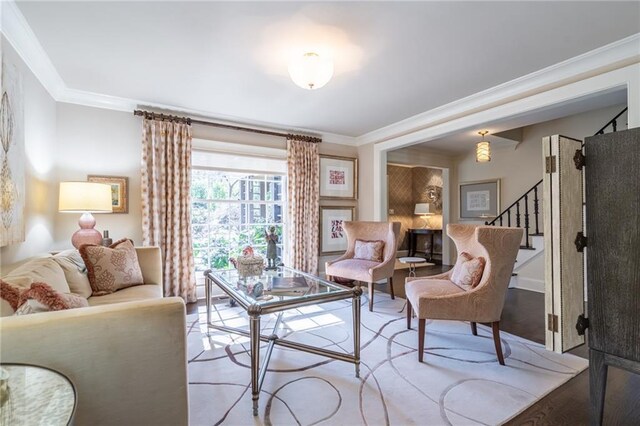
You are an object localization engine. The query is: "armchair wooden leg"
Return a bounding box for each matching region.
[418,319,426,362]
[406,301,412,329]
[470,322,477,336]
[388,276,395,299]
[368,282,374,312]
[492,321,505,365]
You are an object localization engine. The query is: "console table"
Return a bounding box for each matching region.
[407,228,442,263]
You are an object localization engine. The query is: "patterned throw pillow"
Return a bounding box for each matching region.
[353,239,385,262]
[1,280,88,316]
[79,239,144,296]
[450,252,486,289]
[449,252,473,280]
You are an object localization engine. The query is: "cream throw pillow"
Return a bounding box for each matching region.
[353,239,385,262]
[450,252,486,289]
[53,249,93,298]
[2,257,71,294]
[80,239,144,296]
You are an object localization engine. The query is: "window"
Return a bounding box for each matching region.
[191,169,287,276]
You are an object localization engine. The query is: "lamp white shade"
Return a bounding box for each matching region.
[288,52,334,90]
[59,182,113,213]
[414,203,433,215]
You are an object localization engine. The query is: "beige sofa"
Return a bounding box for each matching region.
[0,247,189,426]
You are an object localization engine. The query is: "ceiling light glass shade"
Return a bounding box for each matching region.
[288,52,334,90]
[59,182,113,213]
[476,141,491,162]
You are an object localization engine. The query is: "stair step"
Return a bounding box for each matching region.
[519,245,536,250]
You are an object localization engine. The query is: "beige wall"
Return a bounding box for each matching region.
[0,38,58,267]
[55,107,357,269]
[453,104,628,225]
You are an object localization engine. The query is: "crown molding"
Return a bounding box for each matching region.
[0,1,357,146]
[1,0,65,99]
[2,0,637,149]
[356,32,640,147]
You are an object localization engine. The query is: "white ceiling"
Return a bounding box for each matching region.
[15,1,640,137]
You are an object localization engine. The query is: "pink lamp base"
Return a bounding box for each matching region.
[71,212,103,249]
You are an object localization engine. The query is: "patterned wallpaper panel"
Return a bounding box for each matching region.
[388,165,443,252]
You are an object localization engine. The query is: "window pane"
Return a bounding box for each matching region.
[191,168,287,273]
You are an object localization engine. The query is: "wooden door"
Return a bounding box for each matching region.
[543,135,585,353]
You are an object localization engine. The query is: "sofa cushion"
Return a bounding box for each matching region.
[53,249,93,298]
[2,256,71,294]
[87,285,163,306]
[354,239,385,262]
[80,239,144,296]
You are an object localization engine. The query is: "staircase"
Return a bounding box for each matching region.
[485,107,628,292]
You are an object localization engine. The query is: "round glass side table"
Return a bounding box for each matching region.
[0,364,76,426]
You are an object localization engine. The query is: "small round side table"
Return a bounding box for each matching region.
[0,364,76,426]
[399,257,427,277]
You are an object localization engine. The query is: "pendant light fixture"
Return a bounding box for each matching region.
[476,130,491,162]
[288,52,334,90]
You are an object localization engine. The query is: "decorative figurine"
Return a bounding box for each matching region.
[265,226,279,270]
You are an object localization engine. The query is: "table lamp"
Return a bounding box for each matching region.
[59,182,113,248]
[414,203,433,228]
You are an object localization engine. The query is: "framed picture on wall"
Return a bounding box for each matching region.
[319,206,356,255]
[319,155,358,200]
[459,179,500,220]
[87,175,129,214]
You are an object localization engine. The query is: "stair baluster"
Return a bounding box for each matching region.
[524,194,530,248]
[516,201,521,228]
[533,186,540,235]
[507,210,511,227]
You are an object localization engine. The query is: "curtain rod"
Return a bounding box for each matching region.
[133,109,322,143]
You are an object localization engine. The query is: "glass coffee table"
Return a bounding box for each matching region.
[205,266,362,416]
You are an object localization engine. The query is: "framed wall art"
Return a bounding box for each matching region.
[319,155,358,200]
[0,59,25,247]
[459,179,500,220]
[87,175,129,214]
[319,206,356,255]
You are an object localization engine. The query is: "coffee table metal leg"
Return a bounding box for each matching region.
[353,293,361,378]
[250,315,260,416]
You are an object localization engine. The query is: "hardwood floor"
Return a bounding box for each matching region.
[187,264,640,425]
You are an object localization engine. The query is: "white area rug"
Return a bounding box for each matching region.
[187,294,587,425]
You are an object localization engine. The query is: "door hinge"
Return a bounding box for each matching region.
[545,155,557,173]
[575,232,588,252]
[547,314,559,333]
[573,149,586,170]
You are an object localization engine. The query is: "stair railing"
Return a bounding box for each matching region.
[485,180,542,248]
[485,107,628,248]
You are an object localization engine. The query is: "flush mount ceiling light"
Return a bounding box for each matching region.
[476,130,491,162]
[288,52,334,90]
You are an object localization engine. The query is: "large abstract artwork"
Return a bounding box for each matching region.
[0,59,25,247]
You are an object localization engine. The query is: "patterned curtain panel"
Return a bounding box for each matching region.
[286,136,320,274]
[141,118,196,302]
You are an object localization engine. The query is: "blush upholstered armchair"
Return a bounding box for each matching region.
[406,224,523,364]
[325,221,401,312]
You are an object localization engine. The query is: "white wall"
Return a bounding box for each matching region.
[0,37,57,267]
[54,104,141,249]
